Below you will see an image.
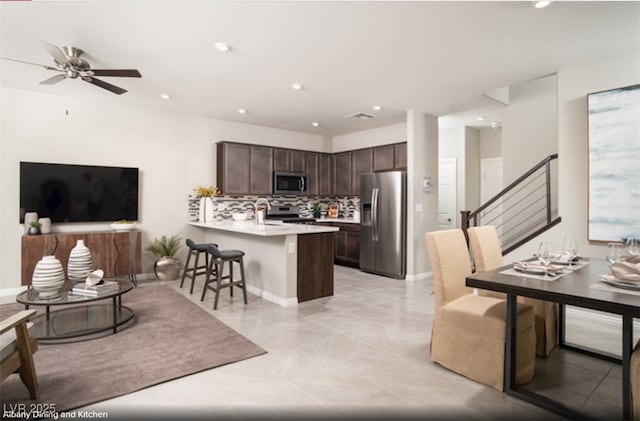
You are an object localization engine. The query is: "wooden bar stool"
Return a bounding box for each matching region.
[201,244,248,310]
[180,239,217,294]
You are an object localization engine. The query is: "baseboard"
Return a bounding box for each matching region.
[0,286,28,300]
[245,284,298,307]
[405,271,431,281]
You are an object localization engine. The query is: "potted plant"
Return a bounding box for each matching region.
[27,220,42,235]
[146,235,183,281]
[312,204,322,219]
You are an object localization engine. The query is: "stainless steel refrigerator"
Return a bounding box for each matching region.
[360,171,407,279]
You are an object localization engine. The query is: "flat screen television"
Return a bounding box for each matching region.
[20,161,139,223]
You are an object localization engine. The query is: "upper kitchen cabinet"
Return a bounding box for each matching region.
[217,142,251,195]
[351,148,373,196]
[250,145,273,195]
[373,144,395,172]
[273,148,305,173]
[394,142,407,170]
[318,153,332,196]
[333,151,352,196]
[217,141,272,195]
[305,152,319,195]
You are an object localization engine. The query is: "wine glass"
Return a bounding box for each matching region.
[625,237,639,257]
[607,242,624,264]
[537,242,553,277]
[562,237,579,265]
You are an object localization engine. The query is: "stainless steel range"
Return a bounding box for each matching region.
[265,205,316,224]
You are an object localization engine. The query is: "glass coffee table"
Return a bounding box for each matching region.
[16,279,134,342]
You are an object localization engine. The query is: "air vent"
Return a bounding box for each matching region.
[345,112,375,120]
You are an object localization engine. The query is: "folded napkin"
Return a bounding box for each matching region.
[625,254,640,264]
[609,261,640,283]
[513,261,563,276]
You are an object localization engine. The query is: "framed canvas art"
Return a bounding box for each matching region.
[587,83,640,242]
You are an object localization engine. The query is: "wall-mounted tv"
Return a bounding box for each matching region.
[20,162,139,223]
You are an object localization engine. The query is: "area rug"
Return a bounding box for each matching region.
[0,285,267,411]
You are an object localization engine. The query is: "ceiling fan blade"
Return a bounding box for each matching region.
[91,69,141,78]
[39,74,67,85]
[83,77,127,95]
[42,41,70,65]
[0,56,59,71]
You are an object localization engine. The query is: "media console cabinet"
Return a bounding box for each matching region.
[21,230,142,286]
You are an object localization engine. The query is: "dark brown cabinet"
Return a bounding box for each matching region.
[305,152,319,195]
[217,142,251,195]
[394,142,407,170]
[373,144,395,171]
[318,153,332,196]
[273,148,305,173]
[297,232,334,302]
[21,230,142,286]
[218,142,273,195]
[351,148,373,196]
[333,152,352,196]
[250,145,273,195]
[332,223,360,267]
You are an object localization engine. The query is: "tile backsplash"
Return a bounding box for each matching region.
[189,195,360,222]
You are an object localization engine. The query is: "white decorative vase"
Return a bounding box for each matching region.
[24,212,38,234]
[39,217,52,234]
[199,197,214,222]
[68,239,93,283]
[32,255,65,298]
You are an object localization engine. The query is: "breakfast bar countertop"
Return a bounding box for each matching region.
[189,221,339,236]
[314,218,360,224]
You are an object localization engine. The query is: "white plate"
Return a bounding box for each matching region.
[514,266,547,275]
[110,222,136,230]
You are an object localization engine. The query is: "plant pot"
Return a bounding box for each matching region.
[27,226,41,235]
[313,211,321,219]
[153,256,182,281]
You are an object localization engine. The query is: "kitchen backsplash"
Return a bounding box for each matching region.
[188,195,360,222]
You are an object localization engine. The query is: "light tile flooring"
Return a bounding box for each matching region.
[73,266,627,419]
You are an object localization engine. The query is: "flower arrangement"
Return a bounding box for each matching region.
[193,185,220,198]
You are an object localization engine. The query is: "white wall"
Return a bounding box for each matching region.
[438,126,465,222]
[406,110,438,279]
[0,87,325,290]
[331,122,406,152]
[479,127,501,159]
[465,127,480,213]
[505,51,640,262]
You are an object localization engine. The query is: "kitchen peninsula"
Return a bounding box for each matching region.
[189,221,339,306]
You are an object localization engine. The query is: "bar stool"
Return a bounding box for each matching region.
[201,244,248,310]
[180,239,218,294]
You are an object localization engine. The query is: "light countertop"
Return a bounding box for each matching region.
[314,218,360,224]
[189,221,339,236]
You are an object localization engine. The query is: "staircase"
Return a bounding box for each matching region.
[461,154,561,255]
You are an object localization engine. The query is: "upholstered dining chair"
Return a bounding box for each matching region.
[425,229,536,391]
[467,225,558,357]
[0,309,39,398]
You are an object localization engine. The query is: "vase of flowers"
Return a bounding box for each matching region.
[193,186,220,223]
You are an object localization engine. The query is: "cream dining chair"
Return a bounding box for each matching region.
[467,225,558,357]
[425,229,536,391]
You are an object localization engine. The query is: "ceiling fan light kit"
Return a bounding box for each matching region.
[1,42,141,95]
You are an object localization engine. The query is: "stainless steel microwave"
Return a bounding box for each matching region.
[273,172,308,195]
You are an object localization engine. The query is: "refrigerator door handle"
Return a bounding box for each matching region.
[372,187,379,241]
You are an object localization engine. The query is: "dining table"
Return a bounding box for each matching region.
[466,258,639,420]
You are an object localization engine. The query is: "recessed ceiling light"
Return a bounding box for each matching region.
[160,93,171,100]
[476,116,486,121]
[533,1,551,8]
[237,108,247,114]
[372,105,382,111]
[214,42,231,52]
[312,122,320,127]
[290,83,303,91]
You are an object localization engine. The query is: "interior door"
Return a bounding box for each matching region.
[438,158,457,229]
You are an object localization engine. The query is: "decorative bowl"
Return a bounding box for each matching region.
[232,213,248,221]
[110,222,136,231]
[85,269,104,286]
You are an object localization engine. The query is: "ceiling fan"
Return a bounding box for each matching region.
[1,42,141,95]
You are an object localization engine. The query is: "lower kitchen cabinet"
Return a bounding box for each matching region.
[322,222,360,267]
[297,232,334,302]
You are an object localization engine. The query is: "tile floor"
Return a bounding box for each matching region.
[73,266,627,419]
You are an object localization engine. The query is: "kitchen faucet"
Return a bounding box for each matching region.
[254,198,271,225]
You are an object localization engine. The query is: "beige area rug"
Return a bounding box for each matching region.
[0,284,266,412]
